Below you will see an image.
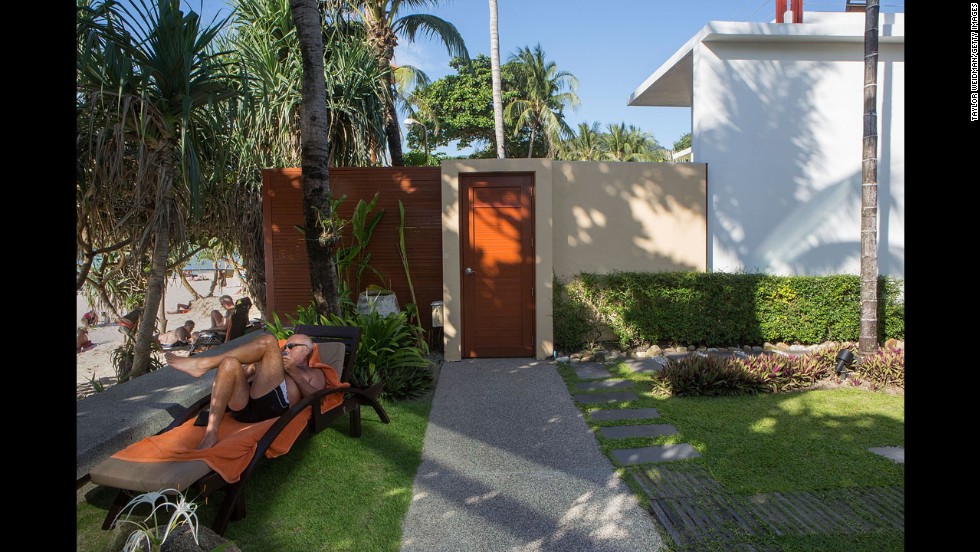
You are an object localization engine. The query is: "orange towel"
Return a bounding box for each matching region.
[113,342,349,483]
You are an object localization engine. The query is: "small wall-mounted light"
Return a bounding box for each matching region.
[835,349,855,377]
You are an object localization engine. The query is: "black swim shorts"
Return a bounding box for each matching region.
[231,380,289,423]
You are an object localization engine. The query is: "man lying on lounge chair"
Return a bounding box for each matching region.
[165,333,325,449]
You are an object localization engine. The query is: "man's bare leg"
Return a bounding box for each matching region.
[165,334,279,378]
[198,357,251,449]
[165,334,289,448]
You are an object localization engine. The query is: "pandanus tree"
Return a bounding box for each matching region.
[77,0,238,380]
[345,0,468,166]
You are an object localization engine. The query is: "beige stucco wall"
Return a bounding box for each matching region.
[552,161,706,279]
[441,159,707,362]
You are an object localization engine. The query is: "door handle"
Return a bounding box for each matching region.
[464,267,475,275]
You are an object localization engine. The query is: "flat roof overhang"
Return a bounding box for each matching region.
[627,15,905,108]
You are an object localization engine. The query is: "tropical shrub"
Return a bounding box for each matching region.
[273,301,434,401]
[650,354,759,397]
[324,310,434,401]
[855,345,905,389]
[650,346,904,397]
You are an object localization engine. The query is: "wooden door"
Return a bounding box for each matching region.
[460,173,535,357]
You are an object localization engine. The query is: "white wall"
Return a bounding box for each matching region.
[694,38,904,278]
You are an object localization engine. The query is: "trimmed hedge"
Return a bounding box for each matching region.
[554,272,904,350]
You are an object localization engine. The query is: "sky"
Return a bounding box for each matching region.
[185,0,905,157]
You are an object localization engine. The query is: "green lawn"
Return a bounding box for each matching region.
[79,362,905,552]
[77,397,432,552]
[557,362,905,551]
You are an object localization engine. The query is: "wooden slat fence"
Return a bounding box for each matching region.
[262,167,443,332]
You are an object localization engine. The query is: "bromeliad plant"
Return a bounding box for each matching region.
[650,344,904,397]
[111,489,200,552]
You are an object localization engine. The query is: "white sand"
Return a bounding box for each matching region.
[76,274,258,397]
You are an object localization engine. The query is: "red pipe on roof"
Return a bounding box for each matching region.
[776,0,804,23]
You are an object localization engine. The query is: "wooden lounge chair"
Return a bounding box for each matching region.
[88,325,390,535]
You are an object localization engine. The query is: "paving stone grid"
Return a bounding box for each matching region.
[569,358,904,549]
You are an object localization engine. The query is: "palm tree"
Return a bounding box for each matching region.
[560,121,605,161]
[505,44,580,158]
[488,0,505,158]
[77,0,239,380]
[859,0,880,356]
[602,122,664,162]
[346,0,468,166]
[290,0,342,316]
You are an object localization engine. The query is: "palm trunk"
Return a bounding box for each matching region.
[527,125,536,158]
[384,73,405,166]
[859,0,880,356]
[292,0,341,317]
[489,0,505,158]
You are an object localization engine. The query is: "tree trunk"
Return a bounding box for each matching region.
[291,0,341,317]
[178,270,202,301]
[384,73,405,166]
[527,125,536,158]
[129,198,172,380]
[859,0,880,356]
[489,0,505,158]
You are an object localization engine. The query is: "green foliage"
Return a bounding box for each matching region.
[411,55,513,150]
[552,276,600,351]
[262,311,292,340]
[315,310,434,401]
[673,132,692,152]
[112,340,164,382]
[555,272,905,348]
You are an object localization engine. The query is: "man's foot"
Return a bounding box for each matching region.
[165,353,211,378]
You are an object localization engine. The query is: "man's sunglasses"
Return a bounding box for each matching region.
[282,343,309,351]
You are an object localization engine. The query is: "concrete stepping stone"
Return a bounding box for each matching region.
[599,424,677,439]
[575,379,633,391]
[589,407,660,421]
[868,446,905,464]
[621,357,665,374]
[574,391,638,404]
[574,364,613,380]
[611,444,701,465]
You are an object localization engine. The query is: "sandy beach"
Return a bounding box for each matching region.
[76,274,258,398]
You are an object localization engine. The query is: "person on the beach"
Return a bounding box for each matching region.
[207,295,235,331]
[167,302,192,314]
[165,333,325,449]
[77,327,94,353]
[155,320,196,347]
[81,310,98,328]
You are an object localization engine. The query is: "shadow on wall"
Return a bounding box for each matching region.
[703,41,902,278]
[554,161,707,277]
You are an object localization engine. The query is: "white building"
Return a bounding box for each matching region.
[629,9,904,278]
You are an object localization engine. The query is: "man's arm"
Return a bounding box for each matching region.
[282,357,327,399]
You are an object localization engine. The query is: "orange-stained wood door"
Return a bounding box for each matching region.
[460,173,535,358]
